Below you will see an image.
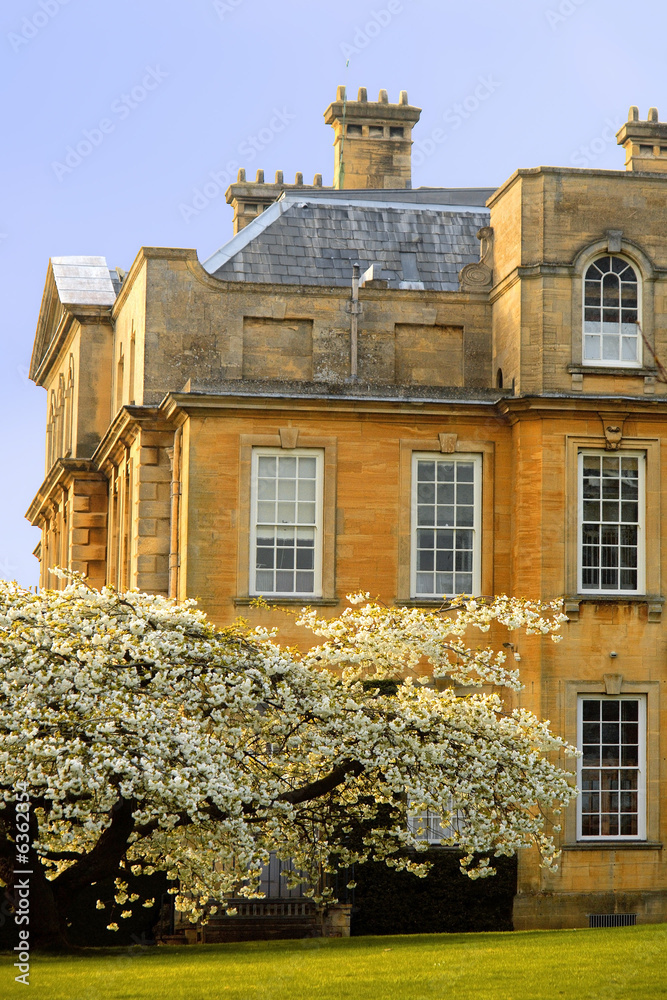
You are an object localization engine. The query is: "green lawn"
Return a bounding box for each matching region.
[2,925,666,1000]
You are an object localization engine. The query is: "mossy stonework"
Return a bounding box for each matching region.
[26,94,667,931]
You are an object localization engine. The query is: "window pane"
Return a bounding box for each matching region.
[297,502,316,524]
[278,457,297,477]
[295,571,314,591]
[436,506,455,525]
[298,479,316,501]
[435,550,453,572]
[456,483,474,505]
[622,702,639,722]
[298,457,317,478]
[256,547,274,569]
[584,335,600,358]
[418,482,435,504]
[436,462,454,482]
[437,483,454,504]
[278,479,296,500]
[257,502,276,523]
[258,478,276,500]
[255,570,273,590]
[277,502,296,523]
[418,550,434,571]
[621,337,638,361]
[296,546,314,570]
[582,701,600,721]
[258,456,276,477]
[435,572,454,594]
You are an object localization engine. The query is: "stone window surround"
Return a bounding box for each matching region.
[396,437,495,603]
[235,431,337,604]
[561,678,660,847]
[564,434,661,606]
[571,237,656,372]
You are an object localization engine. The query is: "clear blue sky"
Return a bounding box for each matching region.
[2,0,664,586]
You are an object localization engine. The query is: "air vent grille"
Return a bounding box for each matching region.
[588,913,637,928]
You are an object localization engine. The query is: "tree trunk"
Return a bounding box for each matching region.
[1,842,70,950]
[2,798,138,950]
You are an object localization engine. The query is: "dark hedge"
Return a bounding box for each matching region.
[0,870,169,950]
[350,849,517,936]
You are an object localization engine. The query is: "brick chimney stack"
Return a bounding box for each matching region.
[324,86,421,190]
[616,106,667,173]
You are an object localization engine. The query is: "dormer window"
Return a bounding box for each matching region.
[583,255,640,366]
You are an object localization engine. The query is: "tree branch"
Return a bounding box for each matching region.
[278,760,365,805]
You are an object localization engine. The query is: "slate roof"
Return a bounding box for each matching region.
[50,256,117,307]
[203,191,491,291]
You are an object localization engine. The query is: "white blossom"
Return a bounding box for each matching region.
[0,578,577,918]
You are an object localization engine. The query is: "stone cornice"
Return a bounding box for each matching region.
[159,389,507,422]
[91,405,167,471]
[25,458,101,525]
[487,163,667,209]
[498,394,667,423]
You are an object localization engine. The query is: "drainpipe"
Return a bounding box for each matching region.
[348,263,361,379]
[168,425,182,599]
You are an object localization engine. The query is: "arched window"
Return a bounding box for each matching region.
[583,255,639,366]
[47,392,56,468]
[64,356,74,456]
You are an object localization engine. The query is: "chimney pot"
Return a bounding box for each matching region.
[649,106,659,122]
[399,90,408,105]
[237,168,246,182]
[313,173,323,186]
[295,172,303,185]
[629,105,639,121]
[358,87,367,102]
[275,170,283,184]
[255,169,264,183]
[336,85,346,102]
[378,89,388,103]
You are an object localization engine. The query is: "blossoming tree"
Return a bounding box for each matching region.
[0,577,576,947]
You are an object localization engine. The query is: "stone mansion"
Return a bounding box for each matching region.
[26,88,667,930]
